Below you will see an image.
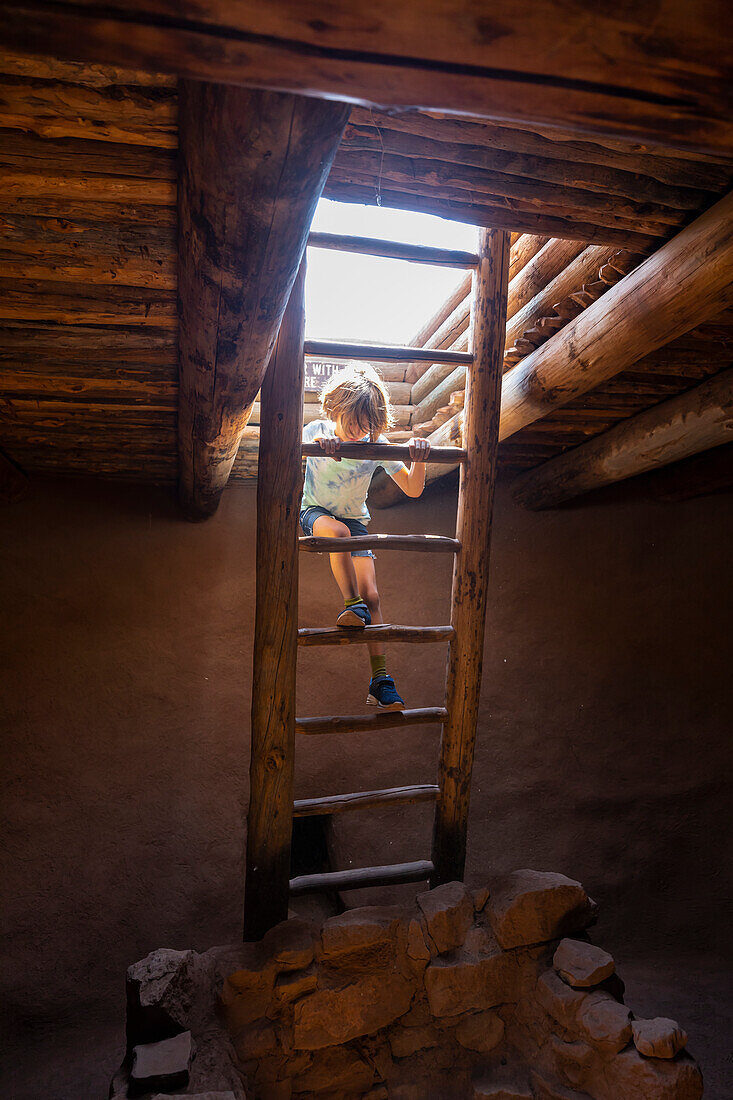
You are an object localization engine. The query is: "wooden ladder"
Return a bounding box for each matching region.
[243,229,510,940]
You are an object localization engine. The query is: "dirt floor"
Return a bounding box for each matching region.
[1,953,730,1099]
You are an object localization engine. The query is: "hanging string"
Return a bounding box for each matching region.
[370,109,386,207]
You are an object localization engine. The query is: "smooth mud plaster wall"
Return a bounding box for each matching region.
[1,473,730,1042]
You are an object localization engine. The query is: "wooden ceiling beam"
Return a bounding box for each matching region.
[370,191,733,508]
[499,189,733,441]
[177,82,348,519]
[1,2,731,157]
[511,368,733,508]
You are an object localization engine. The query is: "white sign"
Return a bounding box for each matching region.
[304,359,342,390]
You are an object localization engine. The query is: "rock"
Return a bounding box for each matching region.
[575,991,632,1054]
[589,1047,703,1100]
[221,957,275,1031]
[261,918,314,972]
[473,886,491,913]
[530,1073,593,1100]
[553,939,615,988]
[632,1016,688,1059]
[487,871,596,950]
[471,1070,532,1099]
[548,1035,594,1088]
[536,969,586,1030]
[126,948,206,1046]
[236,1019,278,1059]
[320,905,402,962]
[389,1023,441,1058]
[424,933,517,1017]
[149,1094,237,1099]
[406,918,432,963]
[417,882,475,954]
[292,971,414,1049]
[455,1009,505,1052]
[290,1045,375,1096]
[273,964,318,1004]
[130,1031,193,1096]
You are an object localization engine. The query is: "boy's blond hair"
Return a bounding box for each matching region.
[320,363,394,441]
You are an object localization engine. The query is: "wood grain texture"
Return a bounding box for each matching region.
[293,785,440,817]
[295,707,448,736]
[243,261,305,942]
[499,191,733,441]
[177,81,349,518]
[431,227,510,887]
[3,3,732,155]
[299,534,460,553]
[303,340,472,365]
[301,442,464,463]
[290,860,433,895]
[307,232,477,268]
[513,368,733,508]
[298,625,454,647]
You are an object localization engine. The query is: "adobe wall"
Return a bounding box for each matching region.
[1,472,730,1040]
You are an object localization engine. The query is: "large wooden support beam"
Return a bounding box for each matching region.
[243,262,306,941]
[3,2,732,156]
[499,191,733,441]
[431,228,510,887]
[177,83,348,519]
[512,368,733,508]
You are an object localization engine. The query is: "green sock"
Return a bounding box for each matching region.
[344,595,363,608]
[370,655,387,680]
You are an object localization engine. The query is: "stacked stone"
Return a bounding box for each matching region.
[110,870,703,1100]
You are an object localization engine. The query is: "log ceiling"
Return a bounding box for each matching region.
[1,0,732,156]
[326,109,733,251]
[0,48,731,501]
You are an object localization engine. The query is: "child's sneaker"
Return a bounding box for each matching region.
[336,601,371,628]
[366,675,405,711]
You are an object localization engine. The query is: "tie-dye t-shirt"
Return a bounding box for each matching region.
[302,419,407,521]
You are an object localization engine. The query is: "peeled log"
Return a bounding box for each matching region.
[411,239,595,410]
[373,190,733,509]
[499,189,733,441]
[508,234,549,281]
[505,244,619,351]
[177,82,348,519]
[512,368,733,508]
[507,238,586,317]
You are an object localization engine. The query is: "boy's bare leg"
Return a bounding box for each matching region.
[312,514,360,600]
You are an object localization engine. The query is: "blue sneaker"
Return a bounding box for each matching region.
[336,601,371,628]
[366,675,405,711]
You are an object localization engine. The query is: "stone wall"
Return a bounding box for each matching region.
[111,871,702,1100]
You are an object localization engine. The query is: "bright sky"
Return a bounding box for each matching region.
[305,199,478,345]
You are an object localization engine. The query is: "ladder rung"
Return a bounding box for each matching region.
[299,534,461,553]
[293,784,440,817]
[303,339,473,365]
[301,442,465,463]
[307,231,479,269]
[296,706,448,736]
[289,860,434,895]
[298,625,454,647]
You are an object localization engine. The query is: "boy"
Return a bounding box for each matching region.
[300,364,431,711]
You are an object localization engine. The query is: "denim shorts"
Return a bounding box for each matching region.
[299,506,374,558]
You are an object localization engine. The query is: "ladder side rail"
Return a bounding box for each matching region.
[243,259,307,940]
[431,228,511,887]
